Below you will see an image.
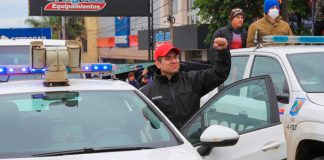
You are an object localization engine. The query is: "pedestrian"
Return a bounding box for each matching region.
[246,0,293,47]
[211,8,247,49]
[138,74,150,88]
[140,39,231,129]
[137,69,151,88]
[127,72,140,89]
[312,0,324,35]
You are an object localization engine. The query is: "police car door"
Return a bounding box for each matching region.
[181,75,286,160]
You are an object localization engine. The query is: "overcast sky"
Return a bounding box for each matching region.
[0,0,31,28]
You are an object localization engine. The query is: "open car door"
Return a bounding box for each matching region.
[181,75,287,160]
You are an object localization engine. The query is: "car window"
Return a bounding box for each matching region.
[251,56,287,93]
[288,52,324,92]
[182,78,274,145]
[0,46,29,65]
[0,90,179,158]
[223,56,249,86]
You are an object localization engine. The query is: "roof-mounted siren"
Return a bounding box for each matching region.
[30,40,81,86]
[30,41,46,70]
[66,40,82,72]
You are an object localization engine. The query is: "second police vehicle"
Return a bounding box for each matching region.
[200,36,324,160]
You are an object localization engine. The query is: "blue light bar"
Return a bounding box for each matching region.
[263,36,324,44]
[1,63,114,76]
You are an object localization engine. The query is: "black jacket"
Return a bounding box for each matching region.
[140,49,231,129]
[212,25,247,49]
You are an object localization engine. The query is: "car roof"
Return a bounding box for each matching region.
[0,79,136,95]
[231,45,324,55]
[0,39,66,46]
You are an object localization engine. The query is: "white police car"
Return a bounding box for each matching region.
[201,36,324,160]
[0,40,260,160]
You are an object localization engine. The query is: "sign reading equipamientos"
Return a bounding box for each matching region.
[29,0,150,16]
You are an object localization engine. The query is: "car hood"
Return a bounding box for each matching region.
[307,93,324,106]
[6,145,202,160]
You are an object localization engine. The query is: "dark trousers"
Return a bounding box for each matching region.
[314,21,324,36]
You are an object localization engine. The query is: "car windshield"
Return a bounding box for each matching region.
[288,52,324,92]
[0,90,179,158]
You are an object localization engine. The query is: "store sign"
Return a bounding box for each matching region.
[115,17,130,47]
[0,28,52,39]
[29,0,150,16]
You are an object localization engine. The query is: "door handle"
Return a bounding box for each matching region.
[262,141,281,152]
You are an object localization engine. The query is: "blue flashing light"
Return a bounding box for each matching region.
[30,67,46,73]
[9,68,14,73]
[0,67,7,74]
[21,67,27,72]
[91,64,112,72]
[298,36,324,43]
[84,66,90,71]
[273,36,289,43]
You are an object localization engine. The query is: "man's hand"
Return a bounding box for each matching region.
[213,37,228,50]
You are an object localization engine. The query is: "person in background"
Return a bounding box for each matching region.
[139,74,150,88]
[140,38,231,129]
[312,0,324,35]
[211,8,247,49]
[246,0,293,47]
[137,69,151,88]
[127,72,140,89]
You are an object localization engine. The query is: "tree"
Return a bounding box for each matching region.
[25,17,85,40]
[193,0,311,44]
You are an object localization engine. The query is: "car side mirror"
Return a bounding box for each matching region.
[197,125,239,156]
[277,93,289,104]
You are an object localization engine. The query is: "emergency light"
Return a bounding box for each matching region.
[0,63,114,76]
[0,41,116,86]
[263,36,324,44]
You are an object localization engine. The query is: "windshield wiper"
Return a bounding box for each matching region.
[32,146,155,157]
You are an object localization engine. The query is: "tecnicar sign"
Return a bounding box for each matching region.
[29,0,150,16]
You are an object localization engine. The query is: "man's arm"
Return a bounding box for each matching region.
[187,38,231,96]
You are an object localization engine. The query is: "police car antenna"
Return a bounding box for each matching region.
[253,30,262,51]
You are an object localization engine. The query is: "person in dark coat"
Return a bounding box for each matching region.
[212,8,247,49]
[140,39,231,129]
[127,72,140,89]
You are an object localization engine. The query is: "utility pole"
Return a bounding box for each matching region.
[61,16,66,40]
[168,0,175,45]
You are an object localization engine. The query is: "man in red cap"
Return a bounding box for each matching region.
[140,38,231,129]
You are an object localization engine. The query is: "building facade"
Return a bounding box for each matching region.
[94,0,207,64]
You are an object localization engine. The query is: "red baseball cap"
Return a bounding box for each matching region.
[154,43,180,60]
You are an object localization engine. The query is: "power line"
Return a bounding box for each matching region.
[86,1,170,38]
[86,2,194,39]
